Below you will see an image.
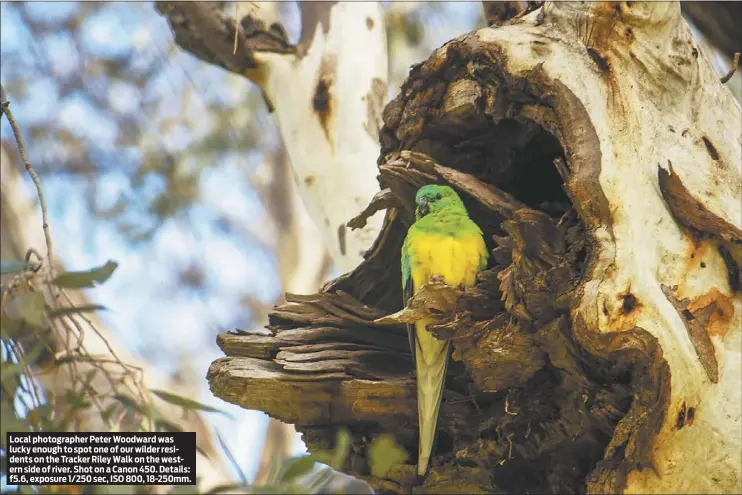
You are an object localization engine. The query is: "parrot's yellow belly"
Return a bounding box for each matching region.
[408,233,486,290]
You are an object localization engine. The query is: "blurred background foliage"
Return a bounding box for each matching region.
[0,1,738,493]
[0,2,483,492]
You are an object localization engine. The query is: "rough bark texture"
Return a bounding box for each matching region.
[482,1,543,27]
[209,2,741,494]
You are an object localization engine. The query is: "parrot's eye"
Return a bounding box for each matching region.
[435,193,442,200]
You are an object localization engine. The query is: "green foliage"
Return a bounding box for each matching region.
[47,304,107,318]
[51,260,118,289]
[151,389,230,417]
[313,428,352,472]
[277,455,316,483]
[5,292,46,327]
[368,434,409,477]
[0,3,475,494]
[247,428,405,494]
[0,259,160,494]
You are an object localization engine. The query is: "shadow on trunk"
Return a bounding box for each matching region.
[208,32,673,494]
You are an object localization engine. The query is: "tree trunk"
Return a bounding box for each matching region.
[254,142,331,484]
[207,2,741,494]
[157,3,391,484]
[156,1,388,273]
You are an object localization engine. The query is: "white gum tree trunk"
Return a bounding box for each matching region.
[472,2,741,492]
[165,2,742,494]
[158,1,388,273]
[254,2,388,271]
[157,1,389,484]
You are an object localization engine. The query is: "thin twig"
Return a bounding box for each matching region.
[6,340,43,424]
[0,87,156,435]
[506,434,513,460]
[1,84,54,272]
[720,52,740,84]
[553,157,570,184]
[232,2,240,55]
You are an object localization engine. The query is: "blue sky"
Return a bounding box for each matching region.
[4,1,737,491]
[1,1,485,487]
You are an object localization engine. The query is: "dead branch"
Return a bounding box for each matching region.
[1,84,54,271]
[720,52,740,84]
[482,1,543,27]
[155,2,294,78]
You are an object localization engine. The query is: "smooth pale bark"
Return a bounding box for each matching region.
[251,2,388,271]
[0,142,231,489]
[157,1,388,273]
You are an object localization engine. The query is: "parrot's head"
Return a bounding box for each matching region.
[414,184,466,219]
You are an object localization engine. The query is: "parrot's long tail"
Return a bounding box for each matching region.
[414,319,451,477]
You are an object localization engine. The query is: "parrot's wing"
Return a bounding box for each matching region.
[401,244,416,367]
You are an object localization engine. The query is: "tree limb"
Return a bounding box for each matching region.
[155,2,293,76]
[681,1,742,61]
[482,1,543,26]
[157,1,389,273]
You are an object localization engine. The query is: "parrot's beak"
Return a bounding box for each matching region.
[416,197,430,218]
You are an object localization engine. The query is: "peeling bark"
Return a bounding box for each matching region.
[208,2,740,493]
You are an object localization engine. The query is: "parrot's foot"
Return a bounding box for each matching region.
[429,275,446,284]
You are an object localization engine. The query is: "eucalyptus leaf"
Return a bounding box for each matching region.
[196,444,211,461]
[5,292,46,327]
[304,466,336,494]
[0,341,46,382]
[52,260,118,288]
[112,393,148,416]
[330,428,351,471]
[151,389,229,416]
[0,402,29,441]
[216,430,249,486]
[48,304,107,318]
[0,315,22,338]
[25,403,55,427]
[278,455,317,483]
[101,403,120,425]
[155,416,184,433]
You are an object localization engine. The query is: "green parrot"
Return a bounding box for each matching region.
[401,184,488,477]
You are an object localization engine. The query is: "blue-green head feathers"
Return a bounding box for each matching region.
[414,184,467,219]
